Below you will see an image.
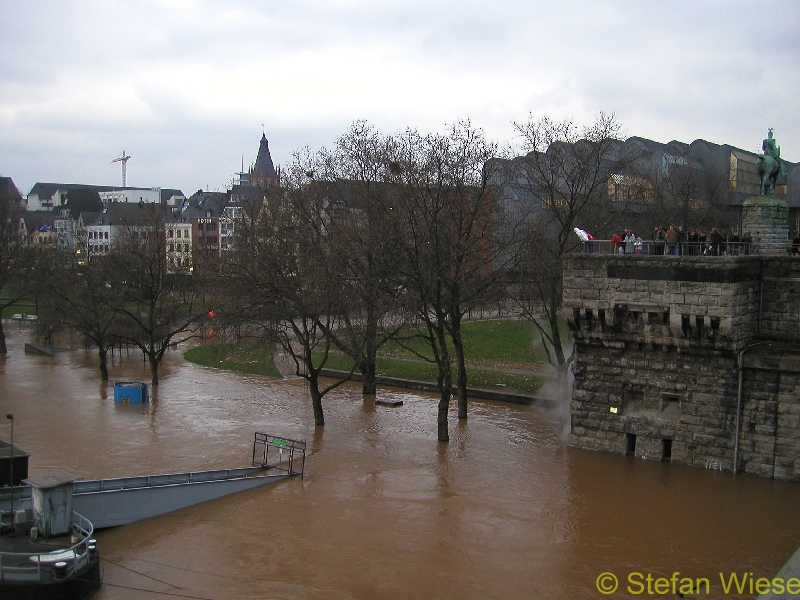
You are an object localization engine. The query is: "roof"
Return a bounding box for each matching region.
[20,211,55,232]
[0,441,29,459]
[60,188,104,214]
[28,183,185,205]
[0,177,23,202]
[89,202,172,226]
[24,472,82,489]
[160,188,185,203]
[253,134,277,177]
[182,191,230,220]
[27,182,118,199]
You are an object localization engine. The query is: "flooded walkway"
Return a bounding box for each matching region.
[1,326,799,599]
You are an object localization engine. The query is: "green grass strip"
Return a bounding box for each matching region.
[184,343,281,378]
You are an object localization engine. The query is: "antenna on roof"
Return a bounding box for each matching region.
[261,123,265,135]
[112,150,131,187]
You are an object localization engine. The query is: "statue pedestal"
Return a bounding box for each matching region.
[742,195,788,253]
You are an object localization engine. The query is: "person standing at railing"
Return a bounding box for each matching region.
[752,231,762,255]
[611,233,624,254]
[635,236,643,254]
[741,231,752,255]
[688,228,699,255]
[730,231,741,256]
[677,226,687,256]
[624,228,636,254]
[654,226,666,255]
[709,228,724,256]
[665,225,678,255]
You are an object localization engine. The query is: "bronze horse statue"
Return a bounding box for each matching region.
[759,154,780,196]
[758,128,783,196]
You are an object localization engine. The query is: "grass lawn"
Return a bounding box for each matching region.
[0,293,38,318]
[184,342,281,378]
[380,318,553,365]
[183,319,560,395]
[320,351,544,395]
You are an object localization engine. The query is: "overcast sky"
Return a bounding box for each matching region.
[1,0,798,197]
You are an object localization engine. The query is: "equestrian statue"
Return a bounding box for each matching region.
[759,128,786,196]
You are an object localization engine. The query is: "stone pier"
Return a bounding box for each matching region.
[563,254,800,480]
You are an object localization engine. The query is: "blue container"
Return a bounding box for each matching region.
[113,382,150,403]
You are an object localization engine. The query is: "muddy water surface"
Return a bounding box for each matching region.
[1,326,799,599]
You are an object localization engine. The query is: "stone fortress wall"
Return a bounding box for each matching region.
[563,254,800,480]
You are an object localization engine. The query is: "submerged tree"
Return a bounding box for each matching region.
[38,245,121,380]
[106,207,209,386]
[312,122,407,395]
[390,121,511,441]
[225,152,355,426]
[0,179,33,353]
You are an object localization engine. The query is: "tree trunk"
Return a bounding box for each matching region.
[450,313,468,419]
[98,345,109,381]
[0,320,6,354]
[361,311,378,395]
[361,359,377,395]
[309,375,325,426]
[436,327,452,442]
[149,354,160,387]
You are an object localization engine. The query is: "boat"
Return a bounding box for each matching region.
[0,473,100,600]
[0,432,305,599]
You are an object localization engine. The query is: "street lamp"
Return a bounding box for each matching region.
[6,414,13,531]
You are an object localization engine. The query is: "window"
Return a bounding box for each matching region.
[662,439,673,461]
[198,222,203,230]
[626,433,637,456]
[169,243,174,252]
[176,230,181,238]
[168,229,174,238]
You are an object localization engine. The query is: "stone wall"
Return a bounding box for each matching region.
[564,254,800,480]
[742,195,789,252]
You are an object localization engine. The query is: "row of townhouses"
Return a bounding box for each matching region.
[6,134,281,274]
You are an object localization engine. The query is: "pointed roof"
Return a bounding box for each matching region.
[253,134,277,177]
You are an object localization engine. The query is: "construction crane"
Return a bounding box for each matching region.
[112,150,131,187]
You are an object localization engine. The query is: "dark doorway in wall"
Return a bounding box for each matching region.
[626,433,637,455]
[662,439,673,461]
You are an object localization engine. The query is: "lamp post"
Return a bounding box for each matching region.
[6,414,13,530]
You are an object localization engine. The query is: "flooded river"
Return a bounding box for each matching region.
[1,325,799,599]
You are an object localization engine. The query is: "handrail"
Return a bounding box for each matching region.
[73,466,266,494]
[0,511,94,582]
[580,240,798,256]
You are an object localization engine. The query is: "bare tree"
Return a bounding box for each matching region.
[503,113,642,386]
[312,122,407,395]
[646,159,734,232]
[225,151,355,427]
[37,244,122,380]
[106,207,208,386]
[391,121,508,441]
[0,179,33,353]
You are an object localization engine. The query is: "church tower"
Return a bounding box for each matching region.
[249,134,280,189]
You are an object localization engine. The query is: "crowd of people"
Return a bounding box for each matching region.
[598,226,800,256]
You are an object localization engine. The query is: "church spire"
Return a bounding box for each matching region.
[250,133,279,188]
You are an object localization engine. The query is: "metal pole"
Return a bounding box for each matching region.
[6,414,13,530]
[733,352,744,475]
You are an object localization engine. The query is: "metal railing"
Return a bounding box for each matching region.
[73,467,265,493]
[253,432,307,479]
[580,240,799,257]
[0,511,94,582]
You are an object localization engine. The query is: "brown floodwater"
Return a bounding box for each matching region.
[1,324,799,599]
